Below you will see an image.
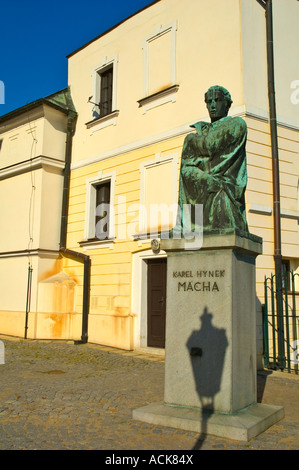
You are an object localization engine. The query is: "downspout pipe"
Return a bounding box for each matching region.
[264,0,284,366]
[60,248,90,345]
[60,108,90,345]
[265,0,282,273]
[60,110,76,250]
[24,264,33,339]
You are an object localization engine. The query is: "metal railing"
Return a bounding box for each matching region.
[263,271,299,373]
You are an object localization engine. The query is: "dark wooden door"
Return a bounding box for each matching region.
[147,259,167,348]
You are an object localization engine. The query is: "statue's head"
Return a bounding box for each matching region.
[204,86,233,122]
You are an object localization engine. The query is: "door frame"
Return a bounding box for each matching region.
[147,257,167,348]
[131,249,167,350]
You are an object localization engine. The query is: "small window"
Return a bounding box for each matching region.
[0,139,3,151]
[95,181,111,240]
[84,171,116,244]
[98,66,113,117]
[88,56,118,127]
[91,65,114,119]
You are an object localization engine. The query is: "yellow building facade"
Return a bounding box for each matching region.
[64,0,299,364]
[0,0,298,369]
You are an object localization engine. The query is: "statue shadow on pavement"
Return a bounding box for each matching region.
[186,307,228,450]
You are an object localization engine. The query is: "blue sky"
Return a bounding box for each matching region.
[0,0,154,117]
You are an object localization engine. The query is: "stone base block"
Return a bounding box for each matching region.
[133,402,284,442]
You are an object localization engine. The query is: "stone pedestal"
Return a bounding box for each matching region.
[133,232,284,441]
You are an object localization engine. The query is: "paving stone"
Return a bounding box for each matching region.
[0,336,298,450]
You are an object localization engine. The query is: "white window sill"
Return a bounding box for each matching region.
[85,110,119,133]
[137,85,179,114]
[79,238,115,251]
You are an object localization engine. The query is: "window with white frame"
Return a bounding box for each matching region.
[95,180,111,239]
[95,65,113,118]
[88,56,118,126]
[84,171,116,242]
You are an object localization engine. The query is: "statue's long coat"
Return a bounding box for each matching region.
[177,116,248,233]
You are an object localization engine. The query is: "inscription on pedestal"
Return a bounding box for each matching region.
[173,269,225,292]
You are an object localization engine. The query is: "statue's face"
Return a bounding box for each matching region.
[205,89,228,122]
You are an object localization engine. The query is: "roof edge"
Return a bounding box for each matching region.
[66,0,161,59]
[0,87,76,125]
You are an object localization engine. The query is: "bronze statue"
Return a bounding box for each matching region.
[172,85,249,237]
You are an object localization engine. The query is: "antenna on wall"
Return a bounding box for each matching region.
[88,96,100,107]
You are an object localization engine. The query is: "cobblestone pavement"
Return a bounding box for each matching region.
[0,335,298,451]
